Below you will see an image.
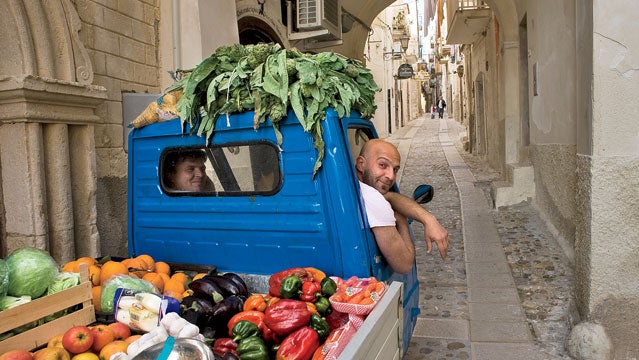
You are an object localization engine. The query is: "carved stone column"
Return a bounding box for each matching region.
[0,76,106,262]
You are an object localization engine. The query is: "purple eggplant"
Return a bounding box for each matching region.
[221,272,249,297]
[205,274,246,298]
[188,277,225,304]
[211,295,244,326]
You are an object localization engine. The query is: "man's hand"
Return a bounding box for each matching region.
[383,191,450,260]
[424,218,449,260]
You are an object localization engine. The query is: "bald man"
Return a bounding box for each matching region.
[355,139,449,274]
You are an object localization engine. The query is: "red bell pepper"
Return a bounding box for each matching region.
[227,310,266,336]
[264,299,311,337]
[212,337,238,357]
[269,268,312,297]
[300,280,322,302]
[276,326,320,360]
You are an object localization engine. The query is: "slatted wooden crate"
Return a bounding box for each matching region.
[0,263,95,353]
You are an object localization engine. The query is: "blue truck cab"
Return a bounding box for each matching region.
[127,109,421,355]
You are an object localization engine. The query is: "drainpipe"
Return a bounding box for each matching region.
[172,0,181,69]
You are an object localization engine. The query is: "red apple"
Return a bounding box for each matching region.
[0,349,33,360]
[89,324,115,353]
[107,322,131,341]
[32,347,70,360]
[62,326,94,354]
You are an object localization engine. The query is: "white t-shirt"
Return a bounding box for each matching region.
[359,181,396,227]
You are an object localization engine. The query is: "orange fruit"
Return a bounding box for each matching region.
[135,254,155,272]
[163,278,186,301]
[158,272,171,285]
[88,264,101,286]
[92,285,102,312]
[77,257,97,266]
[98,340,128,360]
[99,260,128,285]
[142,272,165,293]
[170,272,189,285]
[128,271,140,278]
[62,260,80,273]
[120,258,134,268]
[154,261,171,276]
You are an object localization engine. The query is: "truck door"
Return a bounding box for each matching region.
[338,116,421,355]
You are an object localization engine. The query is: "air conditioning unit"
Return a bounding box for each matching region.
[295,0,342,41]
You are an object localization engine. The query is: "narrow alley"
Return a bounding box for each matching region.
[385,115,575,360]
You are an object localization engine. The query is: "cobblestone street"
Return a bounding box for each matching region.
[383,115,575,360]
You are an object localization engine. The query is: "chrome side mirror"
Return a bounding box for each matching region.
[413,184,434,204]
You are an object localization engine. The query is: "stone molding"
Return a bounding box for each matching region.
[0,75,106,125]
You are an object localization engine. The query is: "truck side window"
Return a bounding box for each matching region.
[160,142,281,196]
[347,128,373,163]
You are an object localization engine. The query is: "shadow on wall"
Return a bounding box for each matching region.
[97,177,128,258]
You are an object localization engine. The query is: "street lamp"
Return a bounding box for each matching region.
[399,33,410,52]
[383,33,411,60]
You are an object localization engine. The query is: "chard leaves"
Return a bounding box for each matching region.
[168,43,380,175]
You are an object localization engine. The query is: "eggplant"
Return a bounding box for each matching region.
[200,326,219,340]
[181,295,215,314]
[188,277,225,304]
[221,272,249,297]
[205,274,242,297]
[181,306,213,330]
[211,295,244,326]
[222,353,240,360]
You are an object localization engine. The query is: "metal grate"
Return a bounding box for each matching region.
[297,0,319,28]
[296,0,339,28]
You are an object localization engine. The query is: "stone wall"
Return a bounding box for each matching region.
[75,0,161,257]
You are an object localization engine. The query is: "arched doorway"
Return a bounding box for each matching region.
[237,16,283,45]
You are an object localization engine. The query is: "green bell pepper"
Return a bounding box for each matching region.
[236,336,270,360]
[309,314,331,340]
[279,275,303,299]
[314,296,331,315]
[232,320,260,342]
[320,276,337,297]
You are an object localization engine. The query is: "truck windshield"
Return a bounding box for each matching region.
[160,142,281,196]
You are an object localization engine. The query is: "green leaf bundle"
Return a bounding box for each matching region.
[167,43,381,175]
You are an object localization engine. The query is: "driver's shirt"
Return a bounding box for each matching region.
[359,181,396,227]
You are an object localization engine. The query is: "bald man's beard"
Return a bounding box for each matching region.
[362,168,391,194]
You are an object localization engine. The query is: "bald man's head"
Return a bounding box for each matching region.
[356,139,401,194]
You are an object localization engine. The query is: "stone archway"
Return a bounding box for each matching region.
[0,0,106,263]
[238,16,284,45]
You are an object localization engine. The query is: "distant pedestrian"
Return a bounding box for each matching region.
[431,104,436,119]
[437,96,446,119]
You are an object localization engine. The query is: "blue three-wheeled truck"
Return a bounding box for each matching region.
[127,108,427,359]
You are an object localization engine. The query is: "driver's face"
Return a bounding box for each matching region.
[172,157,207,191]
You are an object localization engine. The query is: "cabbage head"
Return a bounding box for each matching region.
[6,247,59,298]
[0,259,8,297]
[47,272,81,295]
[101,274,158,314]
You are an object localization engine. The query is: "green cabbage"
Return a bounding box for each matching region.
[6,247,59,298]
[100,274,158,314]
[0,259,8,297]
[0,295,31,310]
[47,272,81,295]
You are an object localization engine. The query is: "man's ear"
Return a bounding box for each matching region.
[355,156,365,173]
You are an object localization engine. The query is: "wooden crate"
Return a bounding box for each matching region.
[0,263,95,353]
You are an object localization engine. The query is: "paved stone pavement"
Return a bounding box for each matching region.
[381,115,576,360]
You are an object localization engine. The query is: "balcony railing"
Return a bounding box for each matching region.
[446,0,491,45]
